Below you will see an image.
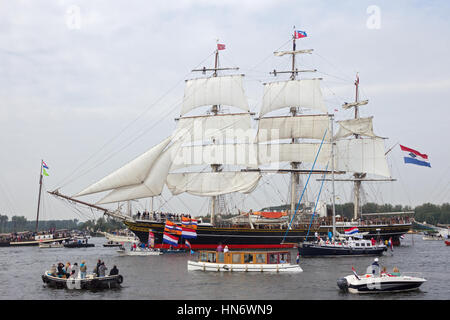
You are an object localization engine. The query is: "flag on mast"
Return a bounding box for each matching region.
[400,145,431,167]
[217,43,226,50]
[42,160,49,176]
[294,30,307,39]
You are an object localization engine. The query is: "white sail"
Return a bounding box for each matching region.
[334,117,379,139]
[96,139,183,204]
[335,138,391,177]
[258,143,331,166]
[180,75,249,116]
[166,172,261,196]
[171,143,258,170]
[260,79,327,117]
[75,137,172,197]
[175,113,253,143]
[257,115,331,142]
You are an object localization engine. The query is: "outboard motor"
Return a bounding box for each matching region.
[337,278,349,292]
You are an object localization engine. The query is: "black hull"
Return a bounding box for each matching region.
[42,274,122,290]
[64,243,95,248]
[125,220,411,250]
[299,242,386,257]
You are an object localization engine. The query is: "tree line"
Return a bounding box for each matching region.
[0,215,125,234]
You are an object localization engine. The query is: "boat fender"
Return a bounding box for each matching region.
[117,275,123,284]
[245,265,248,272]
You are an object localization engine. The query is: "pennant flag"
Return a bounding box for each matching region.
[163,232,179,246]
[400,145,431,168]
[185,239,191,249]
[352,266,360,280]
[294,30,307,39]
[344,227,359,235]
[190,219,198,230]
[42,161,49,169]
[217,43,226,50]
[43,168,49,176]
[181,226,197,239]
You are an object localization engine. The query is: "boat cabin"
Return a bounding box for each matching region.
[197,250,291,265]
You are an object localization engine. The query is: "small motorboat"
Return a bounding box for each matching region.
[299,238,386,257]
[39,242,64,248]
[117,247,162,256]
[187,250,302,272]
[161,248,188,254]
[64,242,95,248]
[103,241,123,247]
[422,232,445,241]
[337,261,426,293]
[42,272,123,290]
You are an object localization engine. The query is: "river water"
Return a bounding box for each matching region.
[0,233,447,300]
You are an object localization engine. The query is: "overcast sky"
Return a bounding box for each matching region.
[1,0,449,221]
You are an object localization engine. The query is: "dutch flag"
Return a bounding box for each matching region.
[181,227,197,239]
[163,232,179,246]
[400,145,431,168]
[345,227,359,235]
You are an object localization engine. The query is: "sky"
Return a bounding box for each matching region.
[0,0,449,221]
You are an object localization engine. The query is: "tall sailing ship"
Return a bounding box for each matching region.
[50,32,412,249]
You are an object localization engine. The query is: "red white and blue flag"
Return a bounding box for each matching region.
[181,226,197,239]
[42,161,49,169]
[400,145,431,168]
[294,30,307,39]
[345,227,359,235]
[163,232,179,246]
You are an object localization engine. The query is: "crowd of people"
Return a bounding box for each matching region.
[48,259,119,279]
[135,210,192,222]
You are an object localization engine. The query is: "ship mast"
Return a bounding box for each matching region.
[191,41,239,226]
[352,74,366,220]
[35,160,44,233]
[269,29,317,222]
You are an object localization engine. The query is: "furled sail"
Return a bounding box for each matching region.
[335,138,391,177]
[258,143,331,166]
[96,140,183,204]
[180,75,249,116]
[334,117,379,139]
[75,137,172,197]
[260,79,327,117]
[166,172,261,196]
[257,115,331,142]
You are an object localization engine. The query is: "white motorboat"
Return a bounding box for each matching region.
[187,250,302,273]
[337,262,426,293]
[117,247,162,256]
[39,242,64,248]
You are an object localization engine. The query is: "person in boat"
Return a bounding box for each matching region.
[98,262,107,277]
[224,245,229,253]
[94,259,102,276]
[57,263,65,278]
[72,262,79,278]
[65,262,72,278]
[80,260,87,279]
[49,264,57,277]
[69,270,76,279]
[109,265,119,276]
[371,237,376,246]
[217,243,223,252]
[391,266,401,276]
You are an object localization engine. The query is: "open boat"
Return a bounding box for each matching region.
[187,250,302,272]
[42,272,123,289]
[337,263,426,293]
[39,241,64,248]
[117,246,162,256]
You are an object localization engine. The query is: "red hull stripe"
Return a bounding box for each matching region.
[153,243,295,249]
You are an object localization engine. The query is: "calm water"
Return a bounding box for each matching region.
[0,233,448,300]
